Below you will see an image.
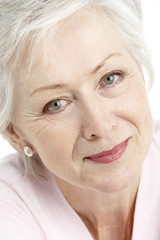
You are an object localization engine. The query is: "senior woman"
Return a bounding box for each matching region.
[0,0,159,239]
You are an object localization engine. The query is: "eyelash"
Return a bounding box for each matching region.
[43,70,126,115]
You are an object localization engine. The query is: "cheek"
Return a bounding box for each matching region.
[118,79,153,156]
[117,79,152,127]
[28,120,79,169]
[113,78,153,159]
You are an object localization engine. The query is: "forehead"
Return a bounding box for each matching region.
[19,7,131,89]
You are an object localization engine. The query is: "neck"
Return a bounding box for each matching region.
[54,176,140,240]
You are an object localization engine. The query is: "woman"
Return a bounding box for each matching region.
[0,0,159,239]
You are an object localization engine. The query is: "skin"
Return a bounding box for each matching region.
[7,7,153,240]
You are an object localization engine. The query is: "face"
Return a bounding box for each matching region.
[12,8,153,193]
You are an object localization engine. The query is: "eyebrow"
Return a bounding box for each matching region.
[30,52,122,96]
[90,52,122,74]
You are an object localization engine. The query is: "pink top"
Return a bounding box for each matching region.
[0,121,160,240]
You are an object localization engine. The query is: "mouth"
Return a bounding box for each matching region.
[84,137,131,164]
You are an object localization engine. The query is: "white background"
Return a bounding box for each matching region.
[0,0,160,159]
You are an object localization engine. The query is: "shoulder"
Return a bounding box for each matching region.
[0,153,83,240]
[0,181,44,240]
[0,153,47,210]
[0,154,47,239]
[0,153,29,196]
[0,153,26,184]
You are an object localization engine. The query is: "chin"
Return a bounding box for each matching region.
[82,158,143,194]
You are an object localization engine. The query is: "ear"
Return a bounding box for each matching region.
[4,123,36,154]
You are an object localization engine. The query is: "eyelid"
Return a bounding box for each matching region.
[103,70,124,79]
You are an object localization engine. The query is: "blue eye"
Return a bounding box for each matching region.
[102,73,121,86]
[43,99,67,113]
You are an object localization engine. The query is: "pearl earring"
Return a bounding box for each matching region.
[24,146,33,157]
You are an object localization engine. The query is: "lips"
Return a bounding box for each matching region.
[84,137,131,164]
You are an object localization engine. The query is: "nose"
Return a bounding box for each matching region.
[80,96,116,140]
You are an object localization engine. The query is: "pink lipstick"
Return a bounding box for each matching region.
[84,138,131,164]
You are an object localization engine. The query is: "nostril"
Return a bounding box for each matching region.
[87,133,98,140]
[91,134,96,138]
[83,130,98,140]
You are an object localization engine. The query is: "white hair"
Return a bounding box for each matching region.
[0,0,153,180]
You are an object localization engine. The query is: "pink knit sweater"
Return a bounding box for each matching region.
[0,121,160,240]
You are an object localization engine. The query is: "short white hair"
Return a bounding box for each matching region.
[0,0,153,180]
